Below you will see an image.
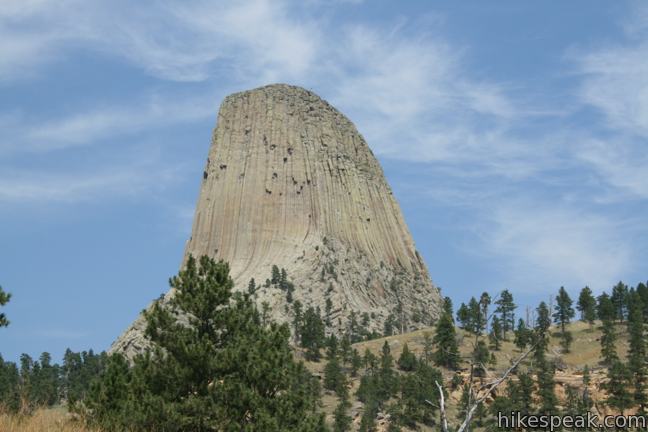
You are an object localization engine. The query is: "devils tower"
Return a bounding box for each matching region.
[112,84,441,357]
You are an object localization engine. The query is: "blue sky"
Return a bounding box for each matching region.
[1,0,647,362]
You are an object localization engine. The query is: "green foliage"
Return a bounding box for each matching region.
[597,292,615,322]
[324,355,347,397]
[626,291,647,410]
[611,281,628,322]
[432,297,460,369]
[489,315,502,350]
[471,340,490,377]
[0,355,20,412]
[495,289,516,338]
[350,349,362,377]
[247,278,256,295]
[301,306,326,361]
[398,362,442,427]
[271,265,280,285]
[513,318,531,350]
[605,360,633,414]
[333,386,352,432]
[533,301,556,414]
[553,286,575,352]
[85,255,326,431]
[600,318,618,365]
[0,285,11,328]
[396,343,417,372]
[577,286,597,325]
[383,313,397,337]
[63,349,107,404]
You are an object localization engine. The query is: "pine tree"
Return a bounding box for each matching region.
[457,303,471,330]
[472,340,490,377]
[514,318,530,350]
[553,286,575,352]
[421,332,433,365]
[577,286,597,326]
[0,355,20,412]
[495,289,516,339]
[597,292,615,322]
[247,278,256,295]
[333,385,352,432]
[626,292,647,410]
[0,285,11,328]
[383,314,397,336]
[86,255,326,431]
[467,297,485,335]
[600,318,618,365]
[611,281,628,322]
[271,264,281,285]
[605,360,633,414]
[350,349,362,377]
[324,354,346,397]
[432,297,460,369]
[397,343,417,372]
[479,292,491,324]
[489,316,502,350]
[534,302,557,413]
[377,341,398,401]
[301,306,326,361]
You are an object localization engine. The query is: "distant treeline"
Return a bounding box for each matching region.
[0,349,106,414]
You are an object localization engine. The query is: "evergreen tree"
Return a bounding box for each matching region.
[0,285,10,328]
[383,314,397,337]
[553,286,575,352]
[271,265,281,285]
[324,355,346,397]
[472,340,490,377]
[377,342,398,401]
[291,300,303,343]
[479,292,491,324]
[626,293,647,410]
[325,297,333,326]
[350,349,362,377]
[600,318,618,365]
[597,292,615,322]
[247,278,256,295]
[467,297,485,335]
[333,385,352,432]
[457,303,471,330]
[421,332,433,365]
[301,306,326,361]
[432,297,460,369]
[398,362,441,427]
[637,282,648,320]
[86,255,326,431]
[605,360,633,414]
[514,318,531,350]
[495,289,516,339]
[534,302,557,413]
[489,316,502,350]
[397,343,417,372]
[577,286,597,326]
[0,355,20,412]
[611,281,628,322]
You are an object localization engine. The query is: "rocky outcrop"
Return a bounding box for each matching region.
[111,84,442,358]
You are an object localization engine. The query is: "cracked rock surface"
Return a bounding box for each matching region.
[111,84,442,359]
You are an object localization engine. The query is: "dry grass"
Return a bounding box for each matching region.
[0,407,97,432]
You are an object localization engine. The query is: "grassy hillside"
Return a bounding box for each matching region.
[2,320,625,431]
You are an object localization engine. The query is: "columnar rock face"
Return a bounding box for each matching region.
[111,84,441,358]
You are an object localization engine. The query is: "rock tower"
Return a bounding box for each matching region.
[112,84,441,357]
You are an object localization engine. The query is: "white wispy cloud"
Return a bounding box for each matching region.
[0,163,183,204]
[477,201,634,293]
